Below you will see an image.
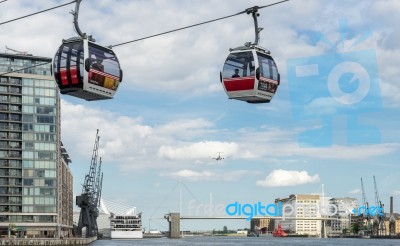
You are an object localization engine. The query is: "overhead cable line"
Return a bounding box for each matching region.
[110,0,289,48]
[149,181,180,219]
[0,0,76,26]
[0,0,289,74]
[0,0,288,46]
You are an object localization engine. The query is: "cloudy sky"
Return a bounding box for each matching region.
[1,0,399,230]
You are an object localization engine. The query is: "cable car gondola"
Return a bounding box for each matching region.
[52,0,122,101]
[53,37,122,101]
[220,7,280,103]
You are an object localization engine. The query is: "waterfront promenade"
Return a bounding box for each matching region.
[0,236,97,245]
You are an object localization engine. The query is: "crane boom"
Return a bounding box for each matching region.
[75,130,104,238]
[361,178,369,212]
[373,175,386,236]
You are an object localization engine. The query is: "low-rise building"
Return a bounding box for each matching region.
[328,197,358,236]
[275,194,321,236]
[250,217,273,234]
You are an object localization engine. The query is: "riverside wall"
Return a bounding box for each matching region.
[0,236,97,245]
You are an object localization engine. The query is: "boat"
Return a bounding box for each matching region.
[272,224,288,237]
[259,231,273,237]
[110,212,143,239]
[253,226,273,237]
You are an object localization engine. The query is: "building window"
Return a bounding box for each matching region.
[37,115,54,124]
[36,170,45,178]
[10,78,21,85]
[22,114,34,123]
[10,114,21,121]
[44,179,55,187]
[10,96,21,103]
[23,179,33,186]
[23,124,33,131]
[0,113,8,120]
[37,151,54,160]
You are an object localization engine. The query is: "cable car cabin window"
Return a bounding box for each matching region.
[257,52,279,94]
[223,51,254,79]
[70,44,83,86]
[88,45,121,91]
[257,52,278,81]
[53,41,84,88]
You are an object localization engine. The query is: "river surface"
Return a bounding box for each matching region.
[90,236,399,245]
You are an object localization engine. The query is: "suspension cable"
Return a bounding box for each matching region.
[110,0,289,48]
[0,0,288,47]
[0,0,289,75]
[0,0,76,26]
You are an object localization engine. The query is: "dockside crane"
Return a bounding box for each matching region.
[92,157,103,235]
[94,158,103,208]
[360,178,372,235]
[75,130,104,238]
[373,175,386,236]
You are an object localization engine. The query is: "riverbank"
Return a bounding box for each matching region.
[0,236,97,245]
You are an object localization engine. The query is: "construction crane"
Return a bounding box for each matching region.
[373,175,386,236]
[389,196,396,236]
[94,157,103,209]
[360,178,372,235]
[75,130,104,238]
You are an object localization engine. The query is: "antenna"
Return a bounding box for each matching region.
[5,46,31,56]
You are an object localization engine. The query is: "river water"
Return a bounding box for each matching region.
[90,237,399,246]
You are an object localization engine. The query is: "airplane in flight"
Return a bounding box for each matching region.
[211,152,227,162]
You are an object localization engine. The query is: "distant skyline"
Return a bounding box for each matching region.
[1,0,399,231]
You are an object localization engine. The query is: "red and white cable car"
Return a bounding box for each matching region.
[53,37,122,101]
[220,6,280,103]
[52,0,122,101]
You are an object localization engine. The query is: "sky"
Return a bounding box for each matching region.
[1,0,400,231]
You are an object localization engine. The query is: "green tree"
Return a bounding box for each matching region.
[351,223,359,235]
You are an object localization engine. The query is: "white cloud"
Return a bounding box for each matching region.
[158,141,238,160]
[256,169,320,187]
[392,190,400,196]
[161,169,251,182]
[303,97,339,116]
[61,99,400,173]
[349,189,361,194]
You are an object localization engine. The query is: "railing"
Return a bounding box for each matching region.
[9,154,22,158]
[7,191,22,195]
[1,163,22,168]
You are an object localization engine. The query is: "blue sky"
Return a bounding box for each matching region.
[1,0,400,231]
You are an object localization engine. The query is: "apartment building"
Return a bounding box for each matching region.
[0,52,73,238]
